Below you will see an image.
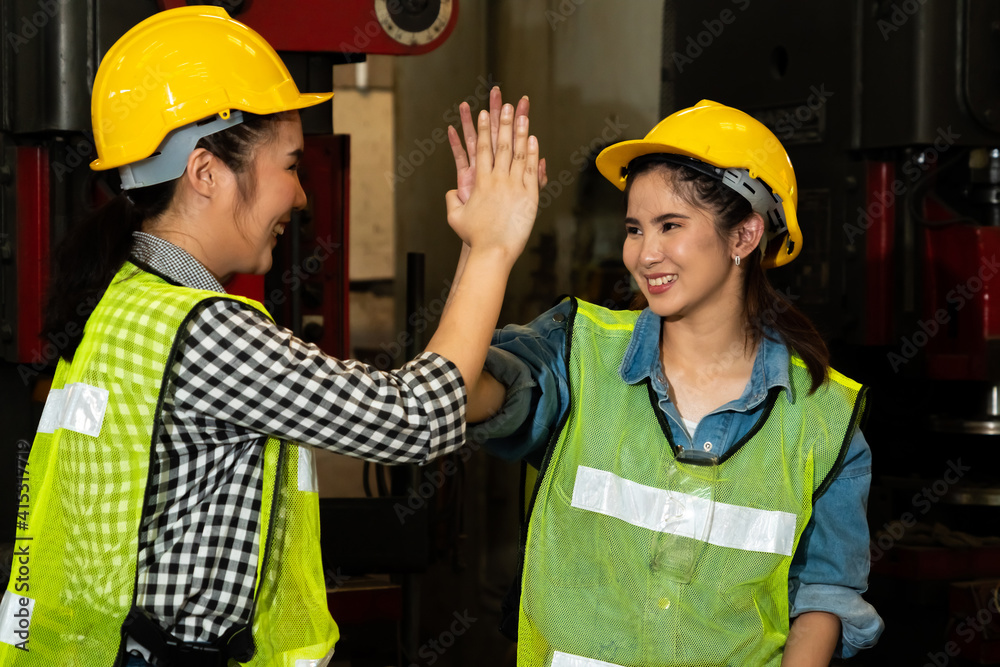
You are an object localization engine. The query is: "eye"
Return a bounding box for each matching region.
[288,162,299,172]
[625,224,641,236]
[661,222,679,232]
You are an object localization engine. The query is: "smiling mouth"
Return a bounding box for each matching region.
[647,275,677,286]
[272,225,287,238]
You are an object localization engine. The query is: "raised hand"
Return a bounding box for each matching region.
[449,87,547,204]
[445,102,540,264]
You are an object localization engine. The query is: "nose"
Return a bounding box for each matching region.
[293,175,307,211]
[641,236,665,267]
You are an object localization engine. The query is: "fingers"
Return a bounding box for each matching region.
[539,157,548,188]
[523,135,540,189]
[445,188,463,216]
[515,95,529,123]
[474,109,495,183]
[509,108,530,181]
[448,125,470,174]
[493,103,515,173]
[489,86,502,150]
[459,101,477,169]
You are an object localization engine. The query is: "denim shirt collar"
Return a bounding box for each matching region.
[618,307,793,412]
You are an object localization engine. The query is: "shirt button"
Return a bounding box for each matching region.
[657,597,671,610]
[703,442,713,451]
[552,313,565,323]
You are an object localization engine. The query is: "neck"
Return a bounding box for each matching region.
[144,211,230,284]
[658,287,755,380]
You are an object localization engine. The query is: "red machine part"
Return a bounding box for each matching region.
[156,0,458,55]
[301,134,350,358]
[923,200,1000,380]
[865,160,896,345]
[264,135,350,359]
[226,273,264,302]
[17,146,49,364]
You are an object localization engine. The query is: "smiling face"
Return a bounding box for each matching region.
[226,113,306,276]
[623,168,742,321]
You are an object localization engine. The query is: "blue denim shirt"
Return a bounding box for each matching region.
[475,300,884,658]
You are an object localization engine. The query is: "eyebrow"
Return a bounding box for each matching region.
[288,149,304,160]
[624,213,690,225]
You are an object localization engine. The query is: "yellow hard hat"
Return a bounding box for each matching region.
[596,100,801,268]
[90,6,333,174]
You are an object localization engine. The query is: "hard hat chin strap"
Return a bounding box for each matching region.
[119,110,245,190]
[625,153,788,256]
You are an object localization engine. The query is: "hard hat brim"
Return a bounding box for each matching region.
[90,92,333,172]
[596,139,711,192]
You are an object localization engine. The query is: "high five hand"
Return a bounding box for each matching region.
[449,87,548,204]
[444,100,541,264]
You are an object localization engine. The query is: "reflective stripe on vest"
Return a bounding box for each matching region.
[517,299,864,667]
[0,263,338,666]
[571,466,797,556]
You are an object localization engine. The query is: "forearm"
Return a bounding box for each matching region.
[440,244,508,423]
[424,246,515,392]
[441,242,471,319]
[781,611,841,667]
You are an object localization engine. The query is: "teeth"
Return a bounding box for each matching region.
[648,275,677,286]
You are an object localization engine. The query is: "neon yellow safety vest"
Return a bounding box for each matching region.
[0,263,338,666]
[517,300,866,667]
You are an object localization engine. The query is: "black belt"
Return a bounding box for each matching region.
[121,608,250,667]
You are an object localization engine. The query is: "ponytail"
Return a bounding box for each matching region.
[42,181,175,361]
[742,250,829,392]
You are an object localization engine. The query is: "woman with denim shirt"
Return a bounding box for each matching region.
[454,100,884,666]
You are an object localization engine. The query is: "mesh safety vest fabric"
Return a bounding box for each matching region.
[517,300,865,667]
[0,263,338,666]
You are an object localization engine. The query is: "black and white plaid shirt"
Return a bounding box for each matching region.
[128,232,466,643]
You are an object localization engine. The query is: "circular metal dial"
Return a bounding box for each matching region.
[375,0,452,46]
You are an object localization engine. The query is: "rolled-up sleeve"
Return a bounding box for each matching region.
[789,429,885,657]
[467,301,571,468]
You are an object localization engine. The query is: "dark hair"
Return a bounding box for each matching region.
[43,111,285,361]
[624,160,829,393]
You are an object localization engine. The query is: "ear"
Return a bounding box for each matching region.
[732,212,765,260]
[182,148,229,199]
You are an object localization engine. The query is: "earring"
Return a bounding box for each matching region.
[734,255,741,266]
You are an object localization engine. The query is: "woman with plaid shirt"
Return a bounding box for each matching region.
[0,7,543,667]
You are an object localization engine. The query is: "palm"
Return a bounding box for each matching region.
[449,88,545,204]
